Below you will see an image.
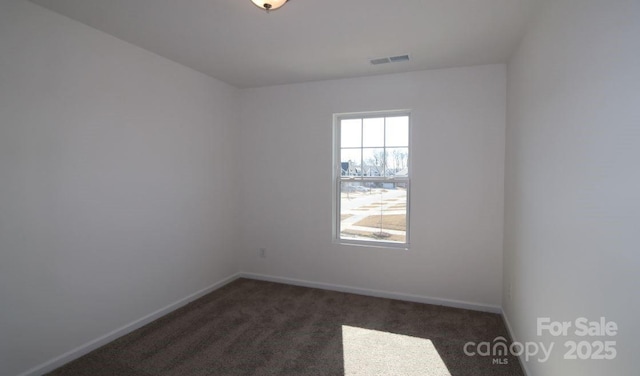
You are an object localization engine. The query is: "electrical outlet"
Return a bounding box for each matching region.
[259,248,266,258]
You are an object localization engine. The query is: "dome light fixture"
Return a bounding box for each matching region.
[251,0,289,13]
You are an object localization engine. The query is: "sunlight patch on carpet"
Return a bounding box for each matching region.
[341,325,452,376]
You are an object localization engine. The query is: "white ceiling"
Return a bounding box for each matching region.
[31,0,534,88]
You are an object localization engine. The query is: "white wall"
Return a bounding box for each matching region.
[0,1,239,375]
[504,0,640,374]
[238,65,506,309]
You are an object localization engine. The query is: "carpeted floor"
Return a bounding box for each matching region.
[48,278,524,375]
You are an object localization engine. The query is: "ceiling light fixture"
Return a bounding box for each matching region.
[251,0,289,13]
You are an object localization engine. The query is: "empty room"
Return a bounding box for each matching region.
[1,0,638,375]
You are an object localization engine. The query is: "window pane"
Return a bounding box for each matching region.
[362,148,385,177]
[363,118,384,147]
[340,182,407,243]
[341,148,362,177]
[341,119,362,148]
[385,148,409,177]
[385,116,409,147]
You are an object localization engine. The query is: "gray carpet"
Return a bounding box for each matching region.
[48,278,524,375]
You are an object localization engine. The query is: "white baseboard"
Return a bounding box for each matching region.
[239,272,502,314]
[17,271,503,376]
[17,272,241,376]
[501,309,532,376]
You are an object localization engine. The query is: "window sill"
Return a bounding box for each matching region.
[334,238,410,250]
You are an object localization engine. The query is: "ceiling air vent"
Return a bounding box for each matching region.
[389,54,410,62]
[369,54,410,65]
[370,57,391,65]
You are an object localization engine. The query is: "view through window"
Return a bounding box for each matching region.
[336,112,410,246]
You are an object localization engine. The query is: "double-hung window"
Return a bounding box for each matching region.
[334,111,410,247]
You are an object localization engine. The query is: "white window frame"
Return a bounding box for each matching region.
[332,110,411,249]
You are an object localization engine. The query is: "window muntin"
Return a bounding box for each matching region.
[335,112,410,247]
